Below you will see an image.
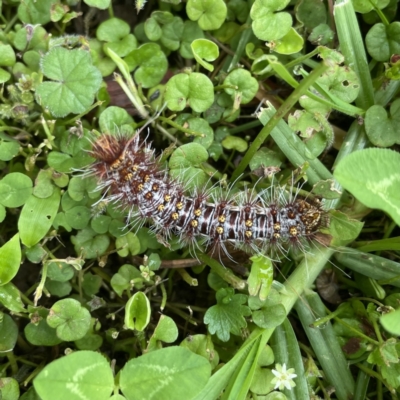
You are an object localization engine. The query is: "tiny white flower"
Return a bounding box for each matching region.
[271,363,297,391]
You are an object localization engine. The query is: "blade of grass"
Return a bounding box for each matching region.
[334,0,374,110]
[295,289,355,400]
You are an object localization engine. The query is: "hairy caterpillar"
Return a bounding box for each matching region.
[88,132,327,260]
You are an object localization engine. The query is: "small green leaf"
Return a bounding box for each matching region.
[0,234,21,286]
[0,377,19,400]
[145,17,162,41]
[180,334,219,369]
[18,189,61,247]
[124,43,168,88]
[0,313,18,353]
[152,315,178,343]
[24,309,62,346]
[296,0,327,30]
[84,0,111,10]
[224,69,258,104]
[251,0,292,41]
[120,347,211,399]
[191,39,219,72]
[352,0,390,13]
[247,255,273,301]
[0,283,26,313]
[116,232,141,257]
[124,291,151,331]
[36,47,102,117]
[0,172,32,208]
[110,264,144,296]
[18,0,58,24]
[169,143,209,190]
[33,169,54,198]
[366,22,400,62]
[380,309,400,335]
[365,99,400,147]
[221,136,248,152]
[34,351,114,400]
[0,44,16,67]
[71,227,110,259]
[165,72,214,112]
[47,298,91,341]
[186,0,227,30]
[65,206,91,229]
[334,149,400,226]
[204,288,251,342]
[161,17,184,50]
[273,27,304,55]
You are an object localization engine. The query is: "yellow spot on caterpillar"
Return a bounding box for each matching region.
[158,204,165,212]
[216,226,224,235]
[137,183,144,192]
[273,233,280,239]
[145,192,152,200]
[152,184,159,191]
[194,209,201,217]
[191,220,198,227]
[144,175,150,182]
[164,194,171,202]
[245,230,252,238]
[274,223,281,231]
[245,219,253,227]
[124,173,133,181]
[176,202,183,210]
[218,215,225,223]
[172,212,179,220]
[289,226,298,236]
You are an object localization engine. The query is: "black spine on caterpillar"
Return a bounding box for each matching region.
[88,132,327,257]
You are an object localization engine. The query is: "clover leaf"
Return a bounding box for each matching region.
[366,22,400,62]
[204,288,251,342]
[224,69,258,104]
[250,0,292,41]
[124,43,168,88]
[35,47,102,117]
[47,298,91,341]
[165,72,214,112]
[365,99,400,147]
[186,0,227,31]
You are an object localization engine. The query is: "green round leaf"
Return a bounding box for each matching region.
[366,22,400,62]
[47,298,91,341]
[110,264,144,296]
[186,0,227,31]
[273,27,304,55]
[34,351,114,400]
[18,0,57,24]
[224,69,258,104]
[65,206,91,229]
[0,68,11,84]
[153,315,178,343]
[116,232,141,257]
[334,148,400,226]
[191,39,219,72]
[124,291,151,331]
[180,21,205,59]
[145,17,162,41]
[0,172,32,208]
[380,309,400,335]
[186,117,214,149]
[0,234,21,286]
[0,314,18,352]
[365,99,400,147]
[124,43,168,88]
[0,377,19,400]
[120,347,211,400]
[71,227,110,259]
[0,44,16,67]
[24,312,62,347]
[250,0,292,41]
[161,17,184,51]
[0,283,26,313]
[97,17,130,42]
[36,47,102,117]
[165,72,214,112]
[221,135,248,152]
[18,189,61,248]
[99,106,133,133]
